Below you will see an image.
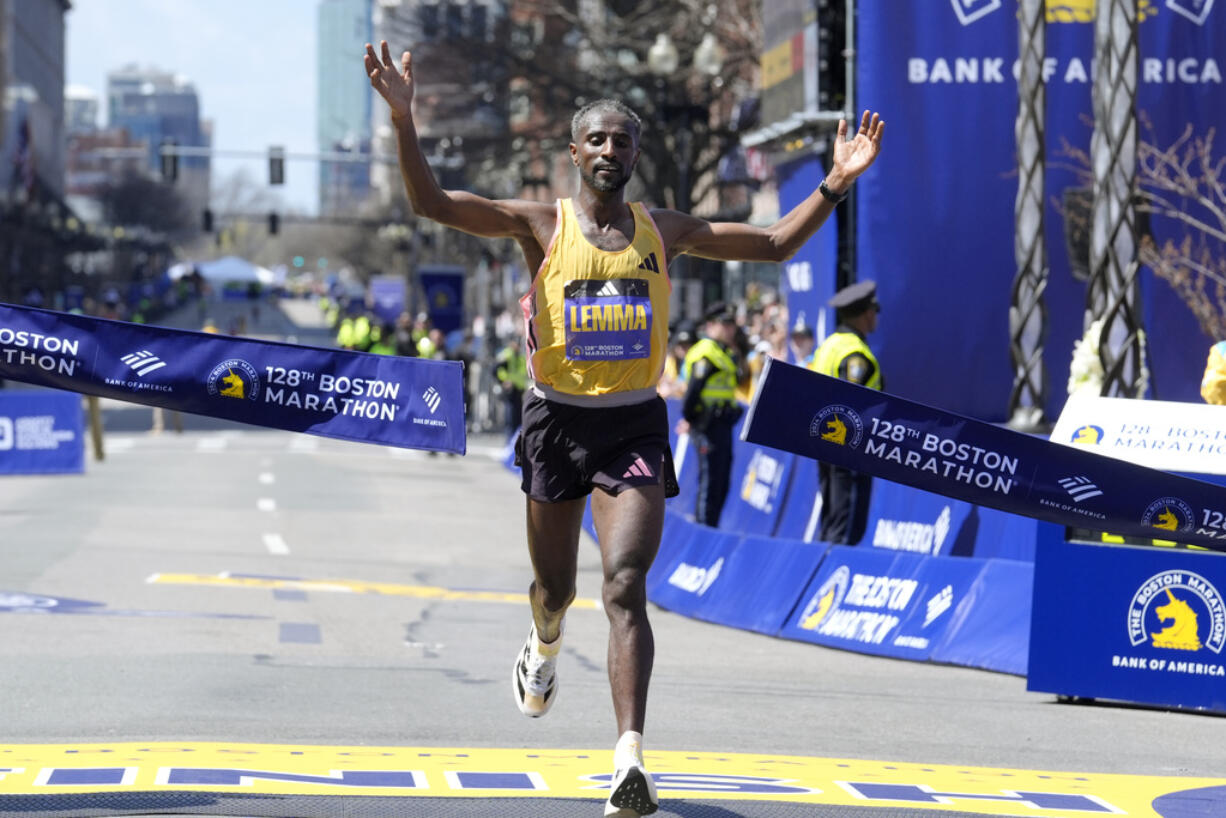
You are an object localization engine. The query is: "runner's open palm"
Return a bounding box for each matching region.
[365,40,414,119]
[832,110,885,181]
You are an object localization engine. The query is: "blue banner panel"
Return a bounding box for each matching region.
[0,303,465,453]
[720,434,796,538]
[0,390,83,474]
[772,453,822,542]
[417,266,465,334]
[692,535,827,636]
[862,479,974,557]
[779,546,982,660]
[744,359,1226,553]
[1028,537,1226,713]
[648,526,742,618]
[368,275,407,326]
[777,154,837,340]
[645,511,702,597]
[930,558,1033,677]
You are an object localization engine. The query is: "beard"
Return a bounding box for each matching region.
[581,163,630,193]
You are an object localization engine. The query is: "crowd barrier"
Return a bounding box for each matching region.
[0,389,84,475]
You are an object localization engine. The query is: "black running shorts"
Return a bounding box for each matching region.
[516,392,680,503]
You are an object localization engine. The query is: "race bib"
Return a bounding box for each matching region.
[563,278,652,361]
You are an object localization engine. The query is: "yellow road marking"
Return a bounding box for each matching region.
[147,573,601,609]
[0,742,1220,816]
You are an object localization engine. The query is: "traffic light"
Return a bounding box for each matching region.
[816,0,846,112]
[268,212,280,235]
[202,208,214,233]
[269,146,285,185]
[160,139,178,183]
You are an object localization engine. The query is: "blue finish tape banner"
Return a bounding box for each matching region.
[744,359,1226,553]
[1028,536,1226,713]
[0,390,83,474]
[0,303,465,454]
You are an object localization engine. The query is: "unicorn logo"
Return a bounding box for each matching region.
[809,405,863,449]
[1153,507,1180,531]
[206,358,261,402]
[219,368,245,399]
[1071,424,1104,445]
[1142,497,1194,533]
[822,415,847,445]
[1128,571,1226,654]
[1151,589,1202,651]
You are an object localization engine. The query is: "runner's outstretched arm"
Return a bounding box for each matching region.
[660,110,885,263]
[364,41,544,242]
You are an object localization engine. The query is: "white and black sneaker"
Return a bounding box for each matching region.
[511,624,559,717]
[604,762,659,816]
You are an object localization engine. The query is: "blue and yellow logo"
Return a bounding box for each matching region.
[799,565,850,632]
[1128,570,1226,654]
[1071,424,1105,445]
[809,405,864,449]
[1142,497,1195,533]
[1046,0,1159,23]
[206,358,261,401]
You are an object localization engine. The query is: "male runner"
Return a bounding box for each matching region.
[365,39,883,816]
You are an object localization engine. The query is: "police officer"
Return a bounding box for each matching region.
[681,303,744,528]
[809,280,882,544]
[495,335,528,435]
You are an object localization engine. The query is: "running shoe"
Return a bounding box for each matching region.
[604,762,659,816]
[511,624,559,717]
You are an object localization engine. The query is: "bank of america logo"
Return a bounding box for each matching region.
[121,350,167,377]
[950,0,1002,26]
[1059,475,1103,503]
[422,387,441,414]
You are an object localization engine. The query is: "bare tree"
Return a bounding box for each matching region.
[1134,118,1226,341]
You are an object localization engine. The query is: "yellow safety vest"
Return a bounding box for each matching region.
[683,338,738,407]
[809,331,882,390]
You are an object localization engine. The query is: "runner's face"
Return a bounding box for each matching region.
[573,113,639,193]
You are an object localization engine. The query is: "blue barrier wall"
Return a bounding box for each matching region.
[0,389,84,475]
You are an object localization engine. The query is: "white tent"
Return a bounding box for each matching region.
[170,256,280,286]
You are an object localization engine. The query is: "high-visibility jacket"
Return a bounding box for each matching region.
[683,338,738,410]
[809,330,882,390]
[1202,341,1226,405]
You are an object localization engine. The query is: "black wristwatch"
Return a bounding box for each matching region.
[819,179,848,204]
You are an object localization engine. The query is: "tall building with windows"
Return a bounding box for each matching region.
[106,65,211,214]
[369,0,509,204]
[1,0,69,201]
[317,0,373,216]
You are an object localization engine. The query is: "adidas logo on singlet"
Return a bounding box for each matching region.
[594,281,622,297]
[637,253,660,274]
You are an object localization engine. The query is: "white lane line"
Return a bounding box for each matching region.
[262,533,290,555]
[257,498,277,512]
[289,436,319,453]
[196,436,228,452]
[259,472,276,485]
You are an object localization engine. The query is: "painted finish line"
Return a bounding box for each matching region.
[145,572,601,609]
[0,743,1222,817]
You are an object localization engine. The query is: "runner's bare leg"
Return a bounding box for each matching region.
[591,484,665,734]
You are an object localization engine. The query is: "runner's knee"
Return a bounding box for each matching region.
[602,564,648,614]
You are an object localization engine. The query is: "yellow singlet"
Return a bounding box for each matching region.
[520,198,671,405]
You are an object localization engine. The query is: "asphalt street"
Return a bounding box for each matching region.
[1,298,1224,818]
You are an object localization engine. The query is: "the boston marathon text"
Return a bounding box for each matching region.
[0,328,79,376]
[866,418,1018,495]
[264,367,400,422]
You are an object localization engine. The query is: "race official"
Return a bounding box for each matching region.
[809,280,882,544]
[681,304,743,528]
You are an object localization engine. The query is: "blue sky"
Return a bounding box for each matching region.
[66,0,322,214]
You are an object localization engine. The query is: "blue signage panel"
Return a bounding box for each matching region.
[744,359,1226,553]
[0,303,465,454]
[720,433,796,538]
[417,266,465,334]
[694,535,827,636]
[1028,537,1226,713]
[780,546,983,661]
[862,479,974,558]
[648,524,742,618]
[772,454,822,542]
[930,558,1034,676]
[777,154,837,341]
[0,390,83,474]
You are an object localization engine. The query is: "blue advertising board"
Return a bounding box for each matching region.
[417,266,465,334]
[855,1,1226,419]
[0,389,83,475]
[0,303,465,454]
[1028,534,1226,713]
[930,558,1034,676]
[780,546,985,662]
[719,431,796,537]
[777,154,837,340]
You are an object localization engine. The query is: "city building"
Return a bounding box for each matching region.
[106,64,211,215]
[64,83,97,134]
[317,0,374,216]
